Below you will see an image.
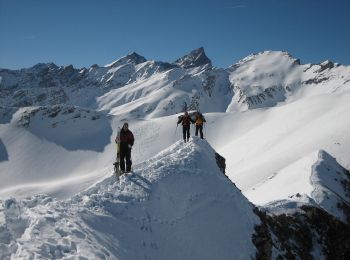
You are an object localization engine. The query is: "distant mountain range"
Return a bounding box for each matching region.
[1,48,349,118]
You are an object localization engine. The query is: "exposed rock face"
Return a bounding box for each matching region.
[215,152,226,174]
[16,105,103,128]
[174,47,212,69]
[251,159,350,259]
[253,206,350,259]
[235,85,285,109]
[319,60,335,72]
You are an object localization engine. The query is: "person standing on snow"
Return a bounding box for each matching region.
[194,111,206,139]
[115,122,134,173]
[177,111,194,142]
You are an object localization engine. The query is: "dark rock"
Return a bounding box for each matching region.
[252,205,350,259]
[125,52,147,64]
[215,152,226,174]
[303,77,329,85]
[174,47,212,69]
[319,61,335,72]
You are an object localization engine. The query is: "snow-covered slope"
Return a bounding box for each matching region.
[0,105,114,199]
[2,49,349,118]
[0,48,232,116]
[227,51,350,111]
[0,138,259,259]
[1,50,350,203]
[1,48,350,258]
[247,150,350,221]
[214,90,350,192]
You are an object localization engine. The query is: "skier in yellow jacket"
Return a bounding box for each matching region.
[194,111,206,139]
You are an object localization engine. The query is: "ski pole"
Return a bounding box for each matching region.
[173,124,178,142]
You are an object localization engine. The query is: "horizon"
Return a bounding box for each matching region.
[0,48,347,71]
[1,0,349,70]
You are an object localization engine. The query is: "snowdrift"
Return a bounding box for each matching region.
[0,138,259,259]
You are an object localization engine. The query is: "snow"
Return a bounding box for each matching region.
[0,106,114,199]
[228,51,301,96]
[214,91,350,194]
[0,138,259,259]
[246,149,350,221]
[96,66,232,119]
[1,49,350,258]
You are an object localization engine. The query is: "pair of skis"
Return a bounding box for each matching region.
[114,127,122,180]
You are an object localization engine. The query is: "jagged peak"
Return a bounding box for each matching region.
[29,62,59,71]
[125,52,147,63]
[105,52,147,68]
[174,47,212,69]
[319,60,335,71]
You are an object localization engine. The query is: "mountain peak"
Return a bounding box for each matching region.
[106,52,147,68]
[30,62,59,71]
[174,47,212,69]
[125,52,147,64]
[236,51,299,66]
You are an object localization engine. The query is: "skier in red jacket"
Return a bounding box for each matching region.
[115,122,134,173]
[177,111,195,142]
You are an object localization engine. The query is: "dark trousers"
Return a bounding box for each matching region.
[182,125,190,141]
[195,125,204,139]
[120,146,132,172]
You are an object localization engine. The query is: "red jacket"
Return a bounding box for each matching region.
[177,115,194,126]
[116,129,134,152]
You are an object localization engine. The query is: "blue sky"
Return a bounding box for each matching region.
[0,0,349,69]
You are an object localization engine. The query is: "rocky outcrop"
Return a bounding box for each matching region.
[174,47,212,69]
[253,206,350,259]
[236,85,286,109]
[16,105,102,128]
[251,154,350,259]
[215,152,226,174]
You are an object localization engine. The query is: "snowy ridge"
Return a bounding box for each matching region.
[0,138,259,259]
[248,150,350,221]
[105,52,147,68]
[310,150,350,221]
